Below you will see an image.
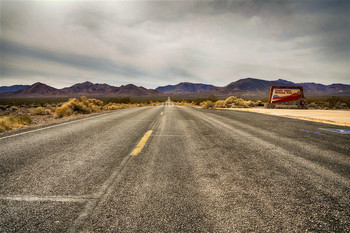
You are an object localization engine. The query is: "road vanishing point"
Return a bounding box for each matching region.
[1,102,350,232]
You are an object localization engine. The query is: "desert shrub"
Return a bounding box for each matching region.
[214,100,226,108]
[307,103,320,109]
[55,105,73,118]
[29,107,51,115]
[185,96,218,105]
[105,103,127,110]
[256,100,264,106]
[54,96,103,118]
[18,115,32,124]
[224,96,250,108]
[340,103,348,109]
[9,106,18,112]
[200,101,215,109]
[0,115,32,132]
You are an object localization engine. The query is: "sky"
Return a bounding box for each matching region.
[0,0,349,89]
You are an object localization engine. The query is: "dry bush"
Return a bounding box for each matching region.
[29,107,52,115]
[214,100,226,108]
[224,96,251,108]
[0,115,32,132]
[54,96,104,118]
[55,105,73,118]
[104,102,142,110]
[9,106,18,112]
[175,101,194,106]
[145,102,158,106]
[200,101,215,109]
[307,103,320,109]
[104,103,127,110]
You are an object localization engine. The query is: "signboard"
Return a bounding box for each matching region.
[268,86,304,103]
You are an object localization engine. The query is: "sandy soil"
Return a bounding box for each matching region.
[221,108,350,126]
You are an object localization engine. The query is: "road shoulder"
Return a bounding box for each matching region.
[217,108,350,127]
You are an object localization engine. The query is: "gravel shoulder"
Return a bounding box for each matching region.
[219,108,350,126]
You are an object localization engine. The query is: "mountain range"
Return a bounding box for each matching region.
[156,78,350,97]
[0,78,349,98]
[0,82,163,98]
[208,78,350,97]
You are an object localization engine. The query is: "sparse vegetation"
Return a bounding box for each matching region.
[29,107,52,115]
[307,96,350,109]
[200,100,215,109]
[193,96,350,110]
[0,96,164,133]
[104,103,132,110]
[198,96,260,109]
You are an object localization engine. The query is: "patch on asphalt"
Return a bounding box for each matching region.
[320,128,350,134]
[299,129,325,135]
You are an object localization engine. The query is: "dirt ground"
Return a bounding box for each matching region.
[223,108,350,127]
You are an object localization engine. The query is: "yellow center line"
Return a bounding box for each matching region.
[130,130,153,156]
[161,112,164,116]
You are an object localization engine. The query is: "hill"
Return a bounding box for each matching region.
[156,82,216,95]
[61,81,117,96]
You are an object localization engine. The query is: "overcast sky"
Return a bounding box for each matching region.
[1,0,349,88]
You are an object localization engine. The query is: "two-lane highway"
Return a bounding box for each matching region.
[1,104,349,232]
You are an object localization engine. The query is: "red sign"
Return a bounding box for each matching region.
[269,86,304,103]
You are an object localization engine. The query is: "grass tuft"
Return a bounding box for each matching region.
[0,115,32,132]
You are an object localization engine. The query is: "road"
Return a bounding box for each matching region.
[1,103,349,232]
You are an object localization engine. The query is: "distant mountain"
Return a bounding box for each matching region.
[115,84,162,97]
[0,85,30,93]
[61,81,117,96]
[210,78,286,97]
[0,82,164,98]
[0,82,63,97]
[210,78,350,97]
[156,82,216,94]
[299,82,350,95]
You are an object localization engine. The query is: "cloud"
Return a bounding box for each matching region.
[0,0,349,88]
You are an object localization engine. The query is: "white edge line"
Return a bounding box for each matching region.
[0,195,94,203]
[0,112,111,140]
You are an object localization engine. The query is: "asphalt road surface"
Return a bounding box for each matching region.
[1,103,350,232]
